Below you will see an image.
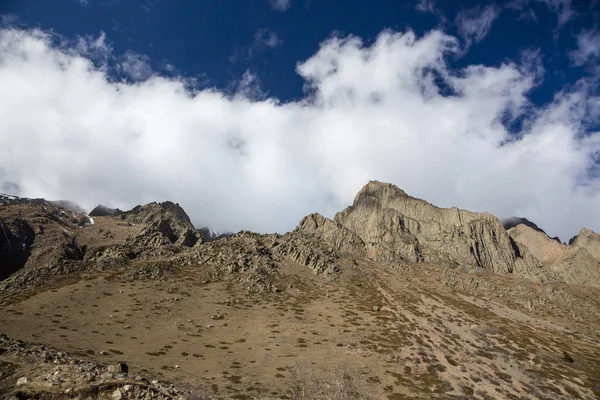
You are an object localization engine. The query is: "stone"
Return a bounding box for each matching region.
[107,362,129,375]
[16,377,28,386]
[373,306,381,312]
[111,388,123,400]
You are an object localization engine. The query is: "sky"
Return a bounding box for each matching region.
[0,0,599,241]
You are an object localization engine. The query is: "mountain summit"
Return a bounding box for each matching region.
[300,181,544,279]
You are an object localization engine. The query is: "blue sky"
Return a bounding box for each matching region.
[3,0,598,103]
[0,0,599,240]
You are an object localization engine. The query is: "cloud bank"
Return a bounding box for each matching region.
[0,28,599,240]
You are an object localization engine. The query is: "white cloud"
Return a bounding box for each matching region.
[505,0,574,27]
[571,29,600,66]
[269,0,291,11]
[230,29,282,63]
[255,29,281,49]
[119,51,152,81]
[72,31,112,65]
[538,0,574,26]
[0,28,599,241]
[415,0,436,13]
[455,5,501,46]
[414,0,447,24]
[76,0,89,5]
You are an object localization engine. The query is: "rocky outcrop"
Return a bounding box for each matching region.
[274,230,342,275]
[0,334,190,399]
[548,247,600,287]
[89,204,123,217]
[124,202,200,247]
[569,228,600,261]
[328,181,543,277]
[501,217,562,242]
[0,217,34,280]
[296,213,366,256]
[508,224,567,264]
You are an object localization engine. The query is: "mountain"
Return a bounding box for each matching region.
[569,228,600,260]
[48,199,87,214]
[299,181,545,280]
[502,216,562,243]
[89,204,123,217]
[1,182,600,399]
[507,223,600,288]
[507,224,567,264]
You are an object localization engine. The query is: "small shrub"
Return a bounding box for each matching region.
[562,351,574,363]
[286,362,375,400]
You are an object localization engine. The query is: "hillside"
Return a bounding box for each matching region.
[1,183,600,399]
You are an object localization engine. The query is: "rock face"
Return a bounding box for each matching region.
[549,247,600,287]
[569,228,600,261]
[124,201,201,247]
[508,224,567,264]
[315,181,543,277]
[296,213,366,256]
[0,217,35,280]
[89,205,123,217]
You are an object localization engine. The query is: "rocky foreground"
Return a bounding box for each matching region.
[1,182,600,399]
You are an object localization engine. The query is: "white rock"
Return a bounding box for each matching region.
[16,377,29,386]
[111,388,123,400]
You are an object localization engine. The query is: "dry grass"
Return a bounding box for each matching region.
[286,363,375,400]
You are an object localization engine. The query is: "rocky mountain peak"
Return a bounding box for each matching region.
[126,201,193,230]
[89,204,123,217]
[569,227,600,261]
[352,181,409,205]
[345,180,496,228]
[295,182,543,278]
[507,224,567,264]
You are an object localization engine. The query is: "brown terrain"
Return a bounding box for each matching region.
[1,181,600,400]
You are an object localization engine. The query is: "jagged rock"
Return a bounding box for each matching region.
[332,181,543,277]
[191,232,280,292]
[16,377,28,386]
[501,217,559,241]
[176,228,202,247]
[549,247,600,287]
[0,217,35,280]
[569,228,600,261]
[296,213,366,256]
[273,231,341,275]
[139,219,178,243]
[107,363,129,375]
[508,224,567,264]
[89,204,123,217]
